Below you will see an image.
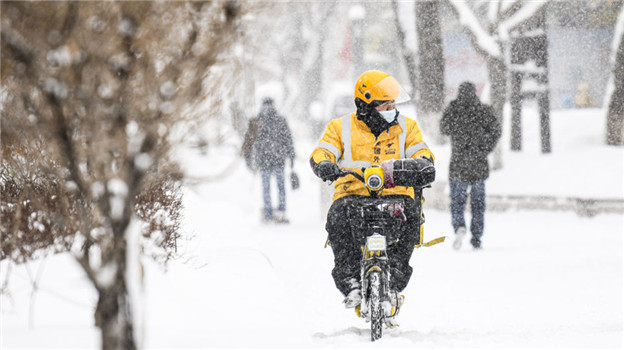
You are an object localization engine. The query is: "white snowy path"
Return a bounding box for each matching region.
[1,108,623,348]
[141,156,621,349]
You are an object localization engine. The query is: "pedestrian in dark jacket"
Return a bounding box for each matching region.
[440,82,501,249]
[242,98,295,223]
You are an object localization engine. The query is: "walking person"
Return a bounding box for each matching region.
[440,82,501,249]
[242,97,295,223]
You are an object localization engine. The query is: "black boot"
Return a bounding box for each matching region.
[470,236,482,249]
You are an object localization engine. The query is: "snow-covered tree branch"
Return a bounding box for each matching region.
[605,5,624,145]
[445,0,550,164]
[1,2,242,348]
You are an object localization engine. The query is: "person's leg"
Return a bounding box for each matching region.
[261,170,273,220]
[469,181,486,248]
[450,181,469,249]
[326,197,362,297]
[450,181,468,232]
[387,196,420,292]
[275,167,286,212]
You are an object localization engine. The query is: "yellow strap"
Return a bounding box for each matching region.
[415,236,446,248]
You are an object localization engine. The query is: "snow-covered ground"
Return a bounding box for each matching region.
[1,107,623,348]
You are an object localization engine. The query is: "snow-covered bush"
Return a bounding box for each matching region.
[1,1,244,348]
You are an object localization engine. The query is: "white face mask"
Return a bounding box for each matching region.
[378,109,397,123]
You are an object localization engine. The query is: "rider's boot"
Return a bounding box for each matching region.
[343,278,362,309]
[388,290,404,316]
[384,290,404,328]
[343,287,362,309]
[453,226,466,250]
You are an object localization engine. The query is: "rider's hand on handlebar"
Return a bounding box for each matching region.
[381,157,436,188]
[316,161,341,182]
[381,159,396,188]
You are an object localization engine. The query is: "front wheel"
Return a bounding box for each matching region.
[368,270,383,341]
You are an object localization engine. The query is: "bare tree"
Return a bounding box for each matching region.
[1,1,242,348]
[219,1,338,137]
[606,6,624,145]
[445,0,549,166]
[415,0,445,142]
[391,1,419,115]
[279,1,338,120]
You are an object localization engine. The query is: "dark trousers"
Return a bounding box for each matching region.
[325,195,421,296]
[449,181,485,238]
[261,167,286,219]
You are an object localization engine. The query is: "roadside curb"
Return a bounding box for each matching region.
[425,180,624,217]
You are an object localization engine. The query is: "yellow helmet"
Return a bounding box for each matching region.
[354,70,407,105]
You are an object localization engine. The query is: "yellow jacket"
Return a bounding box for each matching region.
[310,112,434,201]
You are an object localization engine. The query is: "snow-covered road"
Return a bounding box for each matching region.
[2,108,622,348]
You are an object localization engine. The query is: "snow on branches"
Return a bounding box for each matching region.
[1,1,243,348]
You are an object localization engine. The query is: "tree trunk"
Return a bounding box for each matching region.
[296,2,337,124]
[510,71,523,151]
[96,280,136,350]
[415,0,445,142]
[539,91,552,153]
[607,27,624,145]
[351,5,365,82]
[391,0,418,109]
[487,56,507,169]
[93,236,136,350]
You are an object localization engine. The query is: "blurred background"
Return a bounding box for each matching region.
[198,0,623,148]
[1,1,623,348]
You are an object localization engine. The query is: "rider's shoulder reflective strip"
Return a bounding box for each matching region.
[317,141,342,160]
[406,142,429,158]
[397,114,407,159]
[339,160,372,168]
[341,115,352,162]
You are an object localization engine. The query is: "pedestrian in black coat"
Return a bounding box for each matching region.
[440,82,501,249]
[242,98,295,223]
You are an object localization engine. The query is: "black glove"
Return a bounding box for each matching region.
[316,161,341,182]
[392,158,436,188]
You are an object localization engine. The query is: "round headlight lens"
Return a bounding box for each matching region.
[366,174,383,190]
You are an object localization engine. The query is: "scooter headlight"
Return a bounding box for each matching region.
[366,173,383,191]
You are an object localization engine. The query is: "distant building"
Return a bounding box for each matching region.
[547,0,620,109]
[442,0,621,109]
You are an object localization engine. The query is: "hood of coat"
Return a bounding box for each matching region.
[457,82,478,104]
[259,101,277,118]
